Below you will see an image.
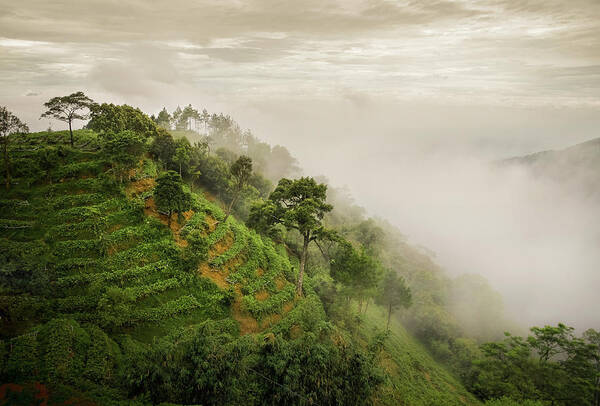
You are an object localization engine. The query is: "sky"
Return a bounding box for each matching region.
[1,0,600,329]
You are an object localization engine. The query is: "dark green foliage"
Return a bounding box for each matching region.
[155,107,171,129]
[330,240,383,301]
[40,91,93,147]
[154,170,192,226]
[248,177,333,294]
[88,103,158,137]
[122,319,383,406]
[375,271,412,330]
[149,129,177,167]
[1,106,29,190]
[223,155,253,222]
[467,324,600,405]
[101,130,147,182]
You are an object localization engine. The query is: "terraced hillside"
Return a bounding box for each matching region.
[0,130,299,343]
[1,129,480,405]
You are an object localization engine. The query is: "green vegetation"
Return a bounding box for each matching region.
[248,177,333,295]
[4,98,597,405]
[0,106,29,190]
[40,91,94,147]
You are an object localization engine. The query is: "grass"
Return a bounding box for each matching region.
[361,305,481,406]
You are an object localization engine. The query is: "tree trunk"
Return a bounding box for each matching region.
[3,139,9,190]
[364,299,370,314]
[358,298,363,313]
[222,190,239,224]
[297,232,310,296]
[387,303,392,330]
[69,120,73,147]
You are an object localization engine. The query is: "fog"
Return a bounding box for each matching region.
[230,98,600,330]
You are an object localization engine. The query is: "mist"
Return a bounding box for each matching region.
[229,98,600,330]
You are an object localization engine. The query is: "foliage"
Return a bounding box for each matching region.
[467,324,600,405]
[224,155,253,222]
[101,130,147,182]
[153,171,192,226]
[248,177,333,294]
[40,91,94,147]
[375,271,412,330]
[88,103,158,137]
[330,240,383,302]
[0,106,29,189]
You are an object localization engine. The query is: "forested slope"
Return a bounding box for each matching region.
[0,127,477,405]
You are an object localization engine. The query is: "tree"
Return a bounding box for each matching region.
[0,106,29,190]
[583,329,600,406]
[223,155,252,223]
[88,103,158,137]
[173,137,192,176]
[150,129,176,169]
[101,130,147,183]
[200,108,210,134]
[376,271,412,330]
[330,240,383,310]
[41,91,94,147]
[154,171,192,227]
[248,177,333,295]
[469,324,600,405]
[156,107,172,129]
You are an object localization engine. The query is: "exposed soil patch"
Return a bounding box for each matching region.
[275,277,286,291]
[143,196,192,247]
[209,231,233,258]
[255,291,269,301]
[199,262,229,289]
[290,324,302,339]
[256,268,264,277]
[205,215,217,233]
[232,294,259,335]
[126,178,155,197]
[283,301,295,313]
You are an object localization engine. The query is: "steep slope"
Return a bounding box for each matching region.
[362,306,480,406]
[0,131,298,343]
[1,129,479,405]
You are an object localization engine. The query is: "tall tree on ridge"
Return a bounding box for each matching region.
[41,91,94,147]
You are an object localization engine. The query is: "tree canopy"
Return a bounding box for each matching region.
[101,130,147,183]
[376,271,412,330]
[41,91,94,146]
[88,103,158,137]
[248,177,333,295]
[223,155,253,223]
[154,170,192,227]
[0,106,29,189]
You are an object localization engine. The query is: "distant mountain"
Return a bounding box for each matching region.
[501,137,600,199]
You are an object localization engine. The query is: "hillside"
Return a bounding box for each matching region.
[0,129,477,405]
[502,137,600,198]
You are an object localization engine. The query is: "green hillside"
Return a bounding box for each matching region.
[0,127,479,404]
